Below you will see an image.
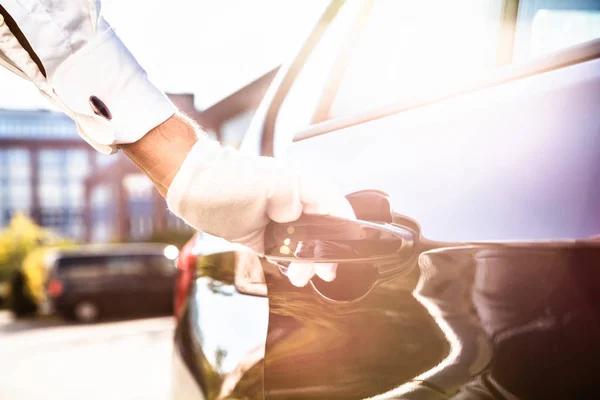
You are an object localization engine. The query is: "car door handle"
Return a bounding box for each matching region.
[264,211,417,264]
[264,190,418,262]
[263,190,420,301]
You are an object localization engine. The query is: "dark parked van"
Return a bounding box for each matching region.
[44,243,179,322]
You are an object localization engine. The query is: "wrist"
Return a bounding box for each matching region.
[121,113,201,196]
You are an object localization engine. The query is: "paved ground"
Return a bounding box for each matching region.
[0,311,175,400]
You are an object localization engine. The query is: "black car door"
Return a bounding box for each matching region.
[256,0,600,398]
[172,1,600,398]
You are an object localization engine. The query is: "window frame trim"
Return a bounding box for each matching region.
[260,0,519,155]
[260,0,353,156]
[292,37,600,143]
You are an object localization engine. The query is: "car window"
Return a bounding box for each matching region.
[327,0,503,120]
[57,255,147,278]
[514,0,600,61]
[272,0,502,155]
[273,0,365,156]
[105,256,146,276]
[531,10,600,56]
[57,256,107,279]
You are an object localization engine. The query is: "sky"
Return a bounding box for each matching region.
[0,0,328,111]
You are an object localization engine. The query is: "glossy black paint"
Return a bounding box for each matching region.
[174,252,268,399]
[261,195,600,399]
[263,242,600,399]
[174,194,600,399]
[171,1,600,397]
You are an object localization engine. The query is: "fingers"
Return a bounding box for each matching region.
[287,262,337,287]
[266,172,303,223]
[231,228,265,255]
[281,175,354,287]
[299,174,356,220]
[267,171,355,287]
[287,262,314,287]
[315,263,337,282]
[329,198,356,220]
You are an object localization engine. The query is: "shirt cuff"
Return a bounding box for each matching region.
[51,22,176,151]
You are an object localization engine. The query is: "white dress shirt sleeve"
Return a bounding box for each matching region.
[0,1,176,154]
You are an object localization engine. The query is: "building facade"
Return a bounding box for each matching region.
[0,109,96,239]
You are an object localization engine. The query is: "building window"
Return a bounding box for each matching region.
[96,152,116,168]
[39,150,64,209]
[91,184,113,242]
[0,149,32,224]
[37,149,88,238]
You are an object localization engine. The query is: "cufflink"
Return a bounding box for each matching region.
[89,95,112,120]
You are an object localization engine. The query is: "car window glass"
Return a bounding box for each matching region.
[272,0,501,155]
[327,0,502,120]
[273,0,365,156]
[514,0,600,61]
[530,9,600,55]
[106,256,146,276]
[57,256,106,279]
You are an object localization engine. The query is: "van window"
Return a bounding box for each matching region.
[105,256,146,276]
[57,256,107,279]
[56,254,157,278]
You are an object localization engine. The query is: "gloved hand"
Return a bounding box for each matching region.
[167,136,356,287]
[0,0,175,154]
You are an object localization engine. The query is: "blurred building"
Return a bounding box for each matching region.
[199,67,278,146]
[0,68,278,242]
[0,109,94,239]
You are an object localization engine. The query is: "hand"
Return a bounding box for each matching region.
[167,136,355,286]
[0,0,175,154]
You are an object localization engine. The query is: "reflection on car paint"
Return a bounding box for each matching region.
[191,277,268,375]
[174,193,600,399]
[174,251,268,399]
[261,242,600,399]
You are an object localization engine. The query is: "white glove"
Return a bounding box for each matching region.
[0,0,176,154]
[167,136,356,286]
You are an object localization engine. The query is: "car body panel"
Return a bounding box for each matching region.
[174,251,268,399]
[261,242,600,399]
[172,1,600,398]
[284,54,600,243]
[176,235,600,399]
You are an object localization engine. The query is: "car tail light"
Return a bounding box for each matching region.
[177,248,196,272]
[174,234,199,319]
[47,278,63,297]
